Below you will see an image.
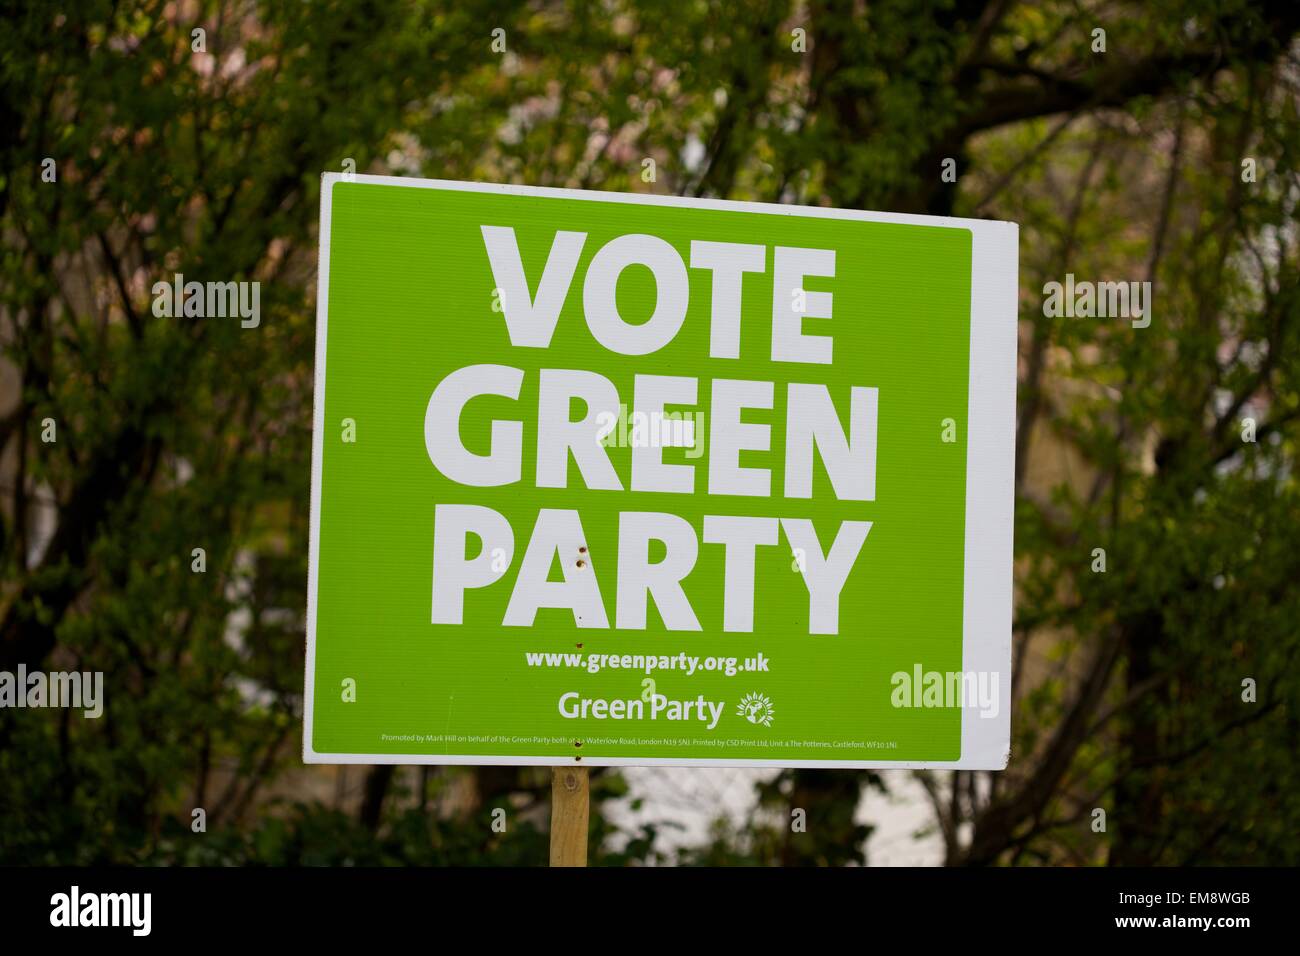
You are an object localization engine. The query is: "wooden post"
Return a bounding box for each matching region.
[549,765,589,866]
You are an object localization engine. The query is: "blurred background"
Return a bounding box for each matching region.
[2,0,1299,866]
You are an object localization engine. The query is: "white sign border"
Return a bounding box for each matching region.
[303,172,1017,770]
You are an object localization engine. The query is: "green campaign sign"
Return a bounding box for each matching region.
[304,175,1017,769]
